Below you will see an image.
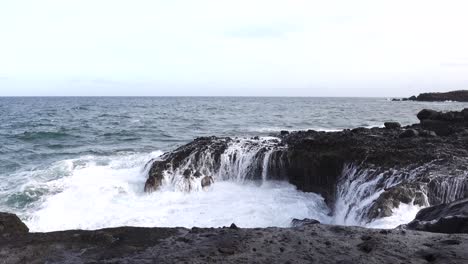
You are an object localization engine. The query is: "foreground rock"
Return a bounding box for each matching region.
[0,212,29,234]
[1,218,467,264]
[395,90,468,102]
[145,109,468,224]
[406,198,468,234]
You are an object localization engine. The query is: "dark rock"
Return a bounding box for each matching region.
[145,137,230,192]
[409,90,468,102]
[0,214,468,263]
[406,198,468,234]
[367,183,427,219]
[417,109,440,121]
[0,212,29,234]
[280,130,289,136]
[229,223,239,230]
[399,129,419,138]
[201,176,213,188]
[384,122,401,129]
[291,218,320,227]
[357,241,374,253]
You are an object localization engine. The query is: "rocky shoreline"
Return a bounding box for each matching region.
[1,211,468,264]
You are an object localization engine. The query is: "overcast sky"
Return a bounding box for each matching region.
[1,0,468,96]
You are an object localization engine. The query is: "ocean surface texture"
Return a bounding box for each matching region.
[1,97,467,231]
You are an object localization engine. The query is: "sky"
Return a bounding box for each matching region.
[1,0,468,96]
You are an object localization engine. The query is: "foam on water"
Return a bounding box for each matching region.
[25,152,332,232]
[365,202,424,229]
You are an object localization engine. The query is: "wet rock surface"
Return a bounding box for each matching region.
[1,219,467,264]
[406,198,468,234]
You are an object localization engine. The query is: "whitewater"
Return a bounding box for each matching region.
[1,97,466,232]
[23,144,420,232]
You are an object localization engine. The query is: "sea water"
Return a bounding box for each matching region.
[1,97,467,231]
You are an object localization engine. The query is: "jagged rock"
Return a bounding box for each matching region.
[144,137,231,192]
[417,108,468,136]
[366,183,428,219]
[291,218,320,227]
[384,122,401,129]
[405,198,468,234]
[0,212,29,234]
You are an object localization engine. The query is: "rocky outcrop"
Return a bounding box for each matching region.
[0,212,29,234]
[144,136,231,192]
[405,199,468,234]
[417,108,468,136]
[395,90,468,102]
[1,213,467,264]
[145,109,468,224]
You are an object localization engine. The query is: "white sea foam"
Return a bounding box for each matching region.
[25,151,331,232]
[22,149,425,232]
[365,202,424,229]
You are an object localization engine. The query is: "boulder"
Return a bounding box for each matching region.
[384,122,401,129]
[0,212,29,234]
[406,198,468,234]
[417,109,440,121]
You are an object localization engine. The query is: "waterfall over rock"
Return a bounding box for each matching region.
[145,109,468,226]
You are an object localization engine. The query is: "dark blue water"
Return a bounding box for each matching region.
[1,97,467,231]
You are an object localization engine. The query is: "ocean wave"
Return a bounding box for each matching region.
[15,131,77,141]
[17,150,334,232]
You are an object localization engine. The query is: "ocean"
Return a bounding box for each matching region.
[1,97,467,231]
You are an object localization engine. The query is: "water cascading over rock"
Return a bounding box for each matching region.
[144,109,468,225]
[144,137,287,192]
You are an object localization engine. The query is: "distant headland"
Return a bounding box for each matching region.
[393,90,468,102]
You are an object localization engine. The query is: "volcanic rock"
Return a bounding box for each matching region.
[291,218,320,227]
[407,90,468,102]
[0,212,29,234]
[405,198,468,234]
[384,122,401,129]
[1,215,467,264]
